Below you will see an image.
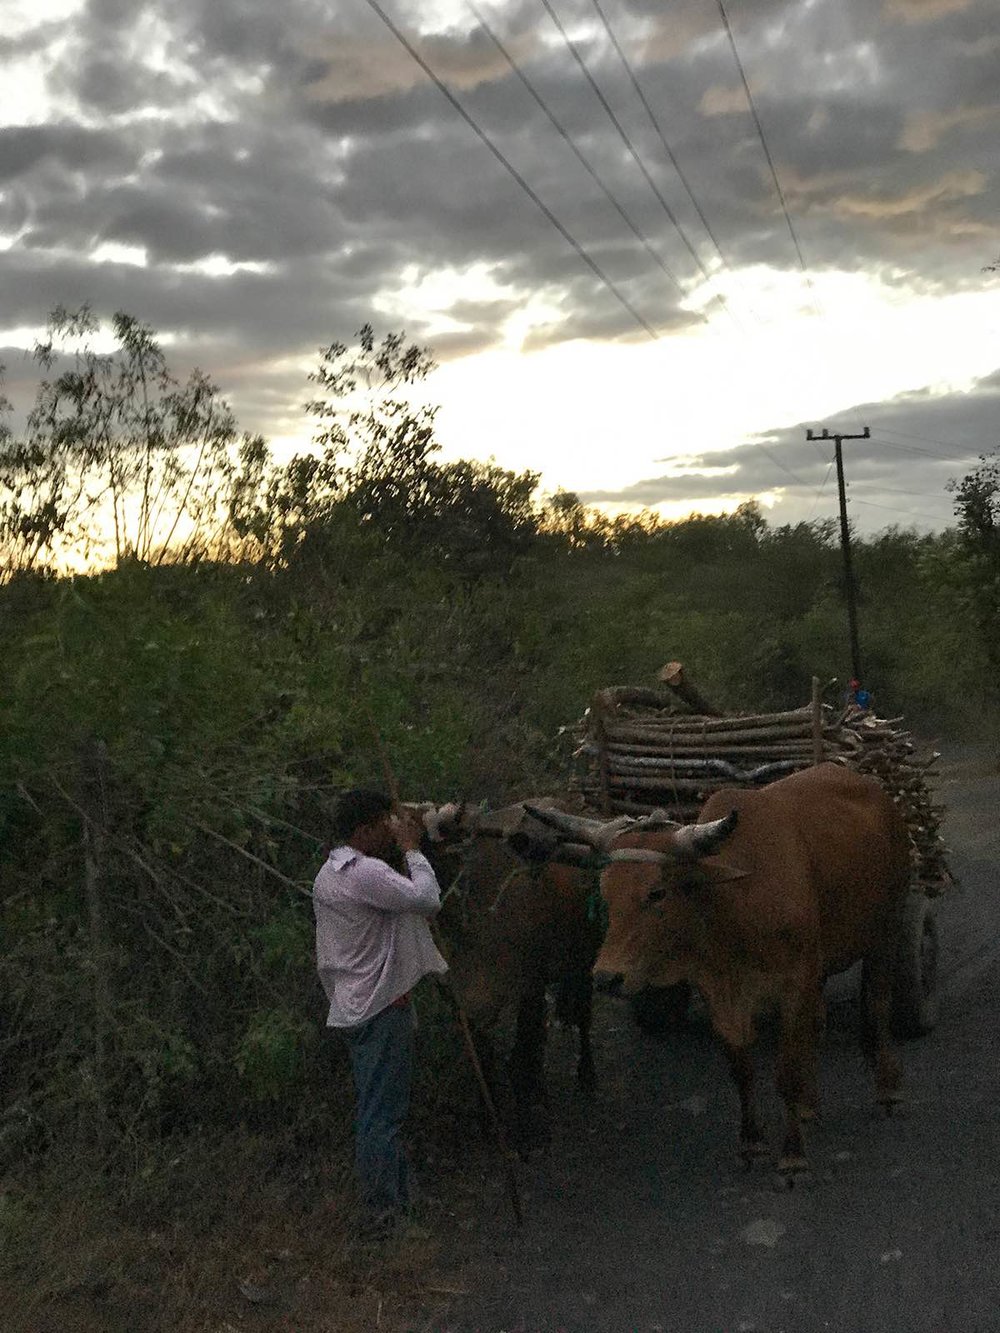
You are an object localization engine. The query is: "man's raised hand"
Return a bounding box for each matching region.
[392,809,423,853]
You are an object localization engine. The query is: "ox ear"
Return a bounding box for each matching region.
[701,858,751,885]
[673,809,738,860]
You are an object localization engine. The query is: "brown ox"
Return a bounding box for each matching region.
[414,801,604,1145]
[527,763,911,1178]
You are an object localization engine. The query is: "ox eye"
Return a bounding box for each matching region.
[647,887,667,904]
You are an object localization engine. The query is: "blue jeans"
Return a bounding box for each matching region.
[342,1002,415,1222]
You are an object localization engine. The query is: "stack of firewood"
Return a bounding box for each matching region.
[571,665,951,895]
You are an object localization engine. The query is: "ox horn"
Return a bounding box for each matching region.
[673,809,739,859]
[521,805,635,851]
[630,808,683,833]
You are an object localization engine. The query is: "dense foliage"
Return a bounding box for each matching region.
[1,313,997,1194]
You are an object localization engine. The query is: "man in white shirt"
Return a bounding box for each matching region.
[313,789,447,1239]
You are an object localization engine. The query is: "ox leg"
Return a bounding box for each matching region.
[508,975,550,1150]
[576,979,596,1094]
[722,1042,767,1164]
[775,988,821,1179]
[554,971,596,1094]
[861,957,903,1112]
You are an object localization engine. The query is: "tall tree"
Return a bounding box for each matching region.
[0,306,247,576]
[949,448,1000,673]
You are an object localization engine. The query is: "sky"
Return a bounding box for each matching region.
[2,0,998,534]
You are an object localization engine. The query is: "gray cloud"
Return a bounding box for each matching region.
[0,124,134,183]
[578,368,1000,532]
[0,0,996,532]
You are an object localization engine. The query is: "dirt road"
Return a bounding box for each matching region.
[429,750,1000,1333]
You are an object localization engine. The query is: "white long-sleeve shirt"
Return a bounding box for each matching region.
[313,846,448,1029]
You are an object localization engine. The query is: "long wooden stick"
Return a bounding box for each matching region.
[365,708,523,1228]
[811,676,825,767]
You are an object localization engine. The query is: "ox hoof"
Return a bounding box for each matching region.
[740,1140,770,1169]
[574,1067,597,1101]
[774,1161,814,1191]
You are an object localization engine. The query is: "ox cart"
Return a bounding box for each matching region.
[570,663,950,1040]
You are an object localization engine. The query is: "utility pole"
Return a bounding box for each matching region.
[806,426,870,685]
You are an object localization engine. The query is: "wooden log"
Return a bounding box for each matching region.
[657,662,723,716]
[578,686,952,897]
[593,685,682,714]
[811,676,824,767]
[599,705,817,733]
[602,734,841,757]
[602,730,821,751]
[592,692,612,817]
[606,757,813,784]
[606,775,715,792]
[600,731,822,757]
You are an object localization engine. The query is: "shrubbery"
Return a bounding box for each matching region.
[1,313,997,1194]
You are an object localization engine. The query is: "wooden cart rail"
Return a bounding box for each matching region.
[571,667,951,897]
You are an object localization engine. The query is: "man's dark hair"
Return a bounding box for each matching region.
[333,788,393,842]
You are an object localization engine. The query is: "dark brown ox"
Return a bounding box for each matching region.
[413,800,605,1145]
[527,763,912,1178]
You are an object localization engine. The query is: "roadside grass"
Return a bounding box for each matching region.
[0,1121,483,1333]
[0,998,491,1333]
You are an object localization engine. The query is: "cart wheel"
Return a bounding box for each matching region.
[629,982,692,1036]
[891,893,939,1039]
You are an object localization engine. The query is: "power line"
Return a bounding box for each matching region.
[587,0,760,339]
[366,0,809,496]
[808,460,835,521]
[362,0,661,339]
[878,425,989,455]
[752,441,809,487]
[876,437,979,463]
[714,0,809,276]
[865,484,957,500]
[589,0,736,290]
[536,2,814,490]
[851,497,951,524]
[463,0,684,297]
[539,0,717,292]
[714,2,868,453]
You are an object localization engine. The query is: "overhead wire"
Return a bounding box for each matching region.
[589,0,846,505]
[850,497,952,523]
[538,0,720,295]
[368,1,969,533]
[713,0,880,528]
[528,0,819,492]
[863,484,962,499]
[807,460,835,521]
[368,0,811,492]
[535,0,815,489]
[873,437,981,463]
[877,425,989,455]
[463,0,685,297]
[470,5,808,497]
[368,0,913,510]
[589,0,740,298]
[714,0,810,278]
[362,0,661,339]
